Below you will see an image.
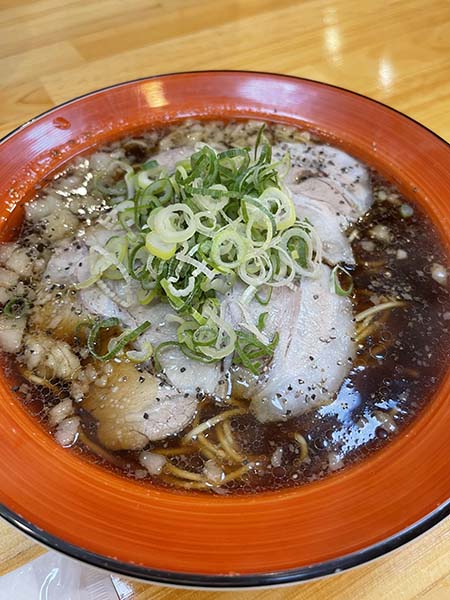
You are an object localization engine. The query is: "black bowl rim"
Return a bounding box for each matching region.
[1,70,449,589]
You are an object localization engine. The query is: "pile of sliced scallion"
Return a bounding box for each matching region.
[81,128,351,371]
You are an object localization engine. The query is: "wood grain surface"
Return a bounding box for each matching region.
[1,0,450,598]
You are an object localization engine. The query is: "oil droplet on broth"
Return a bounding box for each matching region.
[52,117,71,130]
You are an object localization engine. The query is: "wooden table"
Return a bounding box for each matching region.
[1,0,450,597]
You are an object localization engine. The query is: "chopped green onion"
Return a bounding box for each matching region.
[78,127,330,375]
[145,231,177,259]
[234,329,279,375]
[259,187,296,232]
[160,278,188,310]
[101,236,128,280]
[87,318,151,361]
[255,286,273,305]
[137,287,159,305]
[4,297,29,319]
[192,324,218,346]
[257,312,268,331]
[144,178,174,204]
[254,123,266,160]
[126,341,153,363]
[330,265,354,297]
[150,203,196,243]
[210,229,249,271]
[74,319,93,341]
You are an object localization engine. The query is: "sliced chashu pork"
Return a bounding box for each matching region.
[78,281,223,395]
[81,291,224,395]
[127,302,225,394]
[157,141,372,265]
[44,140,363,429]
[226,140,368,421]
[274,140,372,214]
[46,246,200,448]
[274,141,372,264]
[231,264,354,422]
[45,230,223,396]
[290,181,355,265]
[158,141,371,265]
[82,361,197,450]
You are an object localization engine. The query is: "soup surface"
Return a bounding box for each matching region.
[1,120,449,494]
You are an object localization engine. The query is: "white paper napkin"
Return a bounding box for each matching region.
[0,550,119,600]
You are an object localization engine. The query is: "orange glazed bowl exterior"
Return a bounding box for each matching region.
[0,72,449,588]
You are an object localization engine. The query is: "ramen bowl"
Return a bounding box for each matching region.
[0,71,449,588]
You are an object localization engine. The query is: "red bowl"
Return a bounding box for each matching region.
[0,72,449,588]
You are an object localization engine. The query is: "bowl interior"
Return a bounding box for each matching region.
[0,72,449,586]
